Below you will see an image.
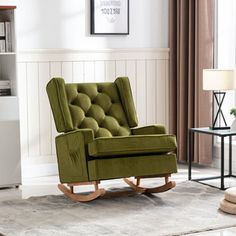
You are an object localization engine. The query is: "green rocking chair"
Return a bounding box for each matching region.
[47,77,177,202]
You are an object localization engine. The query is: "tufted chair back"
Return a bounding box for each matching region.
[47,77,138,138]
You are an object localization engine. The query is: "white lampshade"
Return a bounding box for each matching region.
[203,69,236,91]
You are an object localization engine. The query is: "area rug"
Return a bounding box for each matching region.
[0,181,235,236]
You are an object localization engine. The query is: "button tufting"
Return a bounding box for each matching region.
[63,83,132,138]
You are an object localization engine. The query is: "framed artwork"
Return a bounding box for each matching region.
[91,0,129,35]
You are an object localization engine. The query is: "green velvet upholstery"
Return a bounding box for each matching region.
[55,129,94,183]
[88,134,177,157]
[88,153,177,181]
[47,77,135,138]
[46,78,74,132]
[131,125,166,135]
[115,77,138,127]
[47,77,178,184]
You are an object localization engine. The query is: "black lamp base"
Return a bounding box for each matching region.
[209,126,230,130]
[211,91,230,131]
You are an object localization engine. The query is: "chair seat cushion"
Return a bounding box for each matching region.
[88,134,177,157]
[88,153,177,181]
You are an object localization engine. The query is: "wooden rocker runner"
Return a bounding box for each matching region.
[58,174,176,202]
[124,174,176,194]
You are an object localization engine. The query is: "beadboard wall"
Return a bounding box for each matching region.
[17,48,170,177]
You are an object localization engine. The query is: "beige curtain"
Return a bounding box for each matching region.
[169,0,214,164]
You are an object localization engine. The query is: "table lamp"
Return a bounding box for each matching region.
[203,69,236,130]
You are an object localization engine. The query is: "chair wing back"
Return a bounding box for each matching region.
[47,77,138,138]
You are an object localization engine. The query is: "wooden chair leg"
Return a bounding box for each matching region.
[165,175,169,184]
[94,182,99,191]
[136,177,141,187]
[70,186,74,194]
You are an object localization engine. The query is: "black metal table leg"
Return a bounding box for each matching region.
[229,136,232,176]
[221,136,225,190]
[188,129,192,180]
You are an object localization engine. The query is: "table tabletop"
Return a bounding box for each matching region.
[189,127,236,137]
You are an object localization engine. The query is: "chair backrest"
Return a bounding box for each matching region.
[47,77,138,138]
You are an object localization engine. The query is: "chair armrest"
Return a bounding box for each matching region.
[131,125,166,135]
[55,129,94,183]
[62,128,95,144]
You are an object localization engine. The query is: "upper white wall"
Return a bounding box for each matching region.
[217,0,236,68]
[14,0,168,50]
[216,0,236,126]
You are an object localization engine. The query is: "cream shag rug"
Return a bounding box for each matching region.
[0,181,236,236]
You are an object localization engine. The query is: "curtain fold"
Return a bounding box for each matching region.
[169,0,214,164]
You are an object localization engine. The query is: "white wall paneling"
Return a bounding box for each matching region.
[18,48,170,177]
[136,60,147,126]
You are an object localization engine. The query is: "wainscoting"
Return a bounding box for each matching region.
[17,48,170,177]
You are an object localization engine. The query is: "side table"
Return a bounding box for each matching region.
[188,127,236,190]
